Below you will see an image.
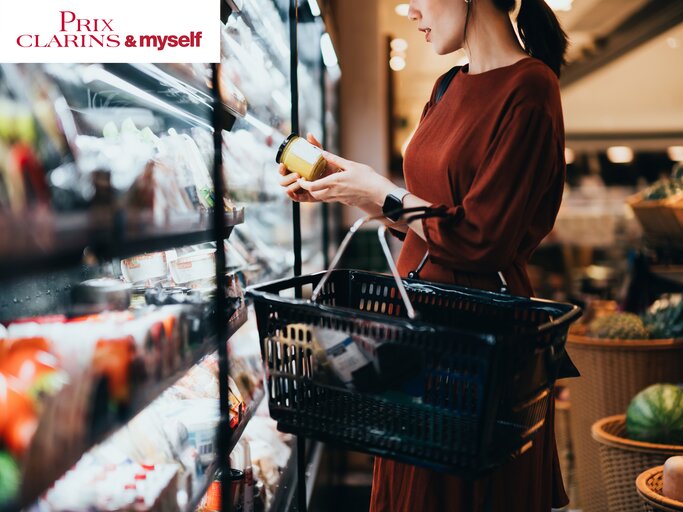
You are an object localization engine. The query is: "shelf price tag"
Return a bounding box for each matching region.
[0,0,220,63]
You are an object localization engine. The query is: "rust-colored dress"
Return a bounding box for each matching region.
[369,57,569,511]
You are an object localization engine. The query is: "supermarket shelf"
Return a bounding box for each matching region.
[229,1,290,80]
[185,461,220,512]
[269,440,322,512]
[100,208,245,260]
[124,304,249,432]
[0,209,244,281]
[269,439,298,512]
[305,442,324,506]
[18,305,248,510]
[229,386,266,454]
[185,385,265,512]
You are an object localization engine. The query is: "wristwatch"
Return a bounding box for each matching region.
[382,188,410,221]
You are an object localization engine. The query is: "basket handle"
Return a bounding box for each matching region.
[310,209,439,320]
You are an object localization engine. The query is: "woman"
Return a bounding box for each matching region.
[279,0,570,509]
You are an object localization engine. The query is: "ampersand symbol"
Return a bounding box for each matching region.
[125,35,136,47]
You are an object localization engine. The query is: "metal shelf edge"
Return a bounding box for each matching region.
[185,386,265,512]
[0,209,245,281]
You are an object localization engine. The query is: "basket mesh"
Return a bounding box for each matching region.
[250,270,578,474]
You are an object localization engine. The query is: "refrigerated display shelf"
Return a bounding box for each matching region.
[185,385,265,512]
[0,208,244,280]
[227,0,290,80]
[102,64,244,128]
[100,208,245,260]
[12,305,248,511]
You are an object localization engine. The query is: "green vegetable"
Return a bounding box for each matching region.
[642,294,683,339]
[588,312,649,339]
[0,451,20,504]
[643,179,683,201]
[626,384,683,444]
[102,121,118,138]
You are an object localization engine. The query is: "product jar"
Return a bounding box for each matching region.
[276,133,326,181]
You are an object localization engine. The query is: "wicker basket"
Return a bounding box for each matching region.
[637,466,683,512]
[566,335,683,512]
[626,191,683,237]
[592,415,683,512]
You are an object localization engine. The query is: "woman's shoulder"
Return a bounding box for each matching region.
[505,57,561,111]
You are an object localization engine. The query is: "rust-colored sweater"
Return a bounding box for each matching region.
[370,57,568,511]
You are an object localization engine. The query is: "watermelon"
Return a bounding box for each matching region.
[626,384,683,444]
[0,451,19,504]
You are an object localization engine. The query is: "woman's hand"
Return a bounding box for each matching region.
[279,134,395,207]
[279,134,338,203]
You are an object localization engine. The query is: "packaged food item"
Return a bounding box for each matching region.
[0,344,69,406]
[92,336,137,403]
[310,326,373,390]
[230,468,245,512]
[71,278,132,315]
[276,134,326,181]
[0,373,38,457]
[121,252,168,285]
[169,249,216,286]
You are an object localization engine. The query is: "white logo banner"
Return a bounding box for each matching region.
[0,0,220,63]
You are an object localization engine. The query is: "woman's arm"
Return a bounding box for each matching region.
[279,135,408,233]
[297,106,563,272]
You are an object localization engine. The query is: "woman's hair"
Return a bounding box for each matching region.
[465,0,569,78]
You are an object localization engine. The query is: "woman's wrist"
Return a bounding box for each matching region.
[372,177,397,207]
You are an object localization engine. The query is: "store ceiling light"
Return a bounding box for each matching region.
[606,146,634,164]
[320,33,338,68]
[395,3,410,17]
[544,0,573,11]
[565,147,575,165]
[668,146,683,162]
[391,38,408,52]
[389,56,406,71]
[307,0,321,17]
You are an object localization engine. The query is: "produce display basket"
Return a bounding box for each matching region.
[626,191,683,237]
[637,466,683,512]
[247,212,582,475]
[567,334,683,512]
[592,415,683,512]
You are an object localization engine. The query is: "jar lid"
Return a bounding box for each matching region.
[275,133,298,164]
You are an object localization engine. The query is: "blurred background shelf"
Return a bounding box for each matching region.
[0,208,244,281]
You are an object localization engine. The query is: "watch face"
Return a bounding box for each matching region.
[383,195,403,221]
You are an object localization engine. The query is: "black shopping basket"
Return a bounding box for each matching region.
[246,209,581,476]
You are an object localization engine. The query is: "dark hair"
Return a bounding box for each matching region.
[465,0,568,78]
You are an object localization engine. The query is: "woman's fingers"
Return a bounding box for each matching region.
[298,174,339,192]
[278,163,288,176]
[307,187,331,201]
[286,179,305,194]
[321,150,352,170]
[280,172,300,187]
[306,133,322,149]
